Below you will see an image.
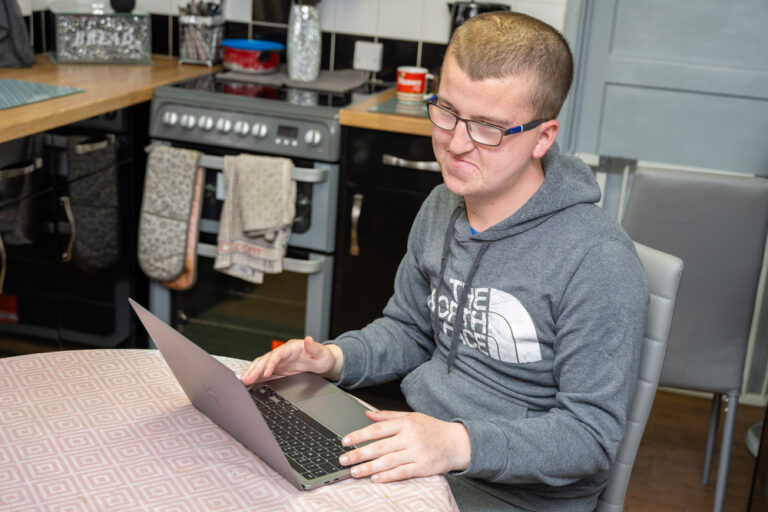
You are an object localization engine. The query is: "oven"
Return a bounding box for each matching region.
[145,75,353,360]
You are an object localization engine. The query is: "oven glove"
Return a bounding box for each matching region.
[66,135,121,271]
[138,144,202,282]
[214,154,295,284]
[162,167,204,291]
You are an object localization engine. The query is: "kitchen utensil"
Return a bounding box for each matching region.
[221,39,285,74]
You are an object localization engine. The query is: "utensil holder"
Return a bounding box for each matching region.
[179,14,224,67]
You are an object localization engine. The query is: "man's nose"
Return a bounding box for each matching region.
[448,119,474,153]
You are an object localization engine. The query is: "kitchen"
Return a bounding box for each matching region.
[2,0,768,510]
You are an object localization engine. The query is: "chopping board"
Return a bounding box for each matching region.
[0,79,84,110]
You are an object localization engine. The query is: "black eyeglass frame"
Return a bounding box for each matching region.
[425,94,548,147]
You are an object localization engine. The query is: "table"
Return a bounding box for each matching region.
[0,350,458,511]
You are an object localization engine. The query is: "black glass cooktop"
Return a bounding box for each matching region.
[171,73,390,109]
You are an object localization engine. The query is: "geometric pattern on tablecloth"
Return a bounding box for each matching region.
[0,349,459,511]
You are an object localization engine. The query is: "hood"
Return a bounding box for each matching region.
[466,142,602,242]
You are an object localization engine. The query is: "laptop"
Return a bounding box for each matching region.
[129,299,373,490]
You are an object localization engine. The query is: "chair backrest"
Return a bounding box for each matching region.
[622,168,768,394]
[596,242,684,512]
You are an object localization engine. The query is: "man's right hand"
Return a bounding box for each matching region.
[241,336,344,386]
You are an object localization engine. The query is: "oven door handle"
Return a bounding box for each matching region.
[382,154,441,172]
[196,242,324,274]
[198,154,328,184]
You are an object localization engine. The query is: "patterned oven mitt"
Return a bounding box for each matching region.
[138,145,201,282]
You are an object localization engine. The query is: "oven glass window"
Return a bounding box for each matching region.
[173,255,307,361]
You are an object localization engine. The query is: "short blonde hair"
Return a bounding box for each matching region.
[446,11,573,120]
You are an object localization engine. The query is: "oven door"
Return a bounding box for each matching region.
[149,247,332,360]
[146,151,334,360]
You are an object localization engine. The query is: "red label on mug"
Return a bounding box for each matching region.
[397,69,427,94]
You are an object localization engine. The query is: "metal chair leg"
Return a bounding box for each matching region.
[703,393,722,485]
[712,392,738,512]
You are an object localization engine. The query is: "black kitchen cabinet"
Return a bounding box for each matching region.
[0,106,149,355]
[331,127,443,336]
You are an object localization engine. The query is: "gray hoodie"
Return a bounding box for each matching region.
[331,144,649,511]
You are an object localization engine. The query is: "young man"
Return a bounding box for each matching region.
[243,11,649,512]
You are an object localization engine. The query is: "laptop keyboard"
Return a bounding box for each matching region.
[249,385,354,481]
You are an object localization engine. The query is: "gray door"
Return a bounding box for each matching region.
[560,0,768,175]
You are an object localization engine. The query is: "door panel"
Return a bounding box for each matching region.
[563,0,768,174]
[331,185,430,337]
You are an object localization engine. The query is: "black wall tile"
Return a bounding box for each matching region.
[224,21,249,40]
[250,25,288,45]
[171,16,180,57]
[32,11,45,54]
[321,32,332,70]
[421,42,447,73]
[45,10,56,54]
[378,38,418,82]
[151,14,170,55]
[252,0,291,23]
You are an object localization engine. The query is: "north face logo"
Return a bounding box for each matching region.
[428,278,542,364]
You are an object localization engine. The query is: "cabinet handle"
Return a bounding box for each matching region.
[382,154,441,173]
[0,157,42,180]
[350,193,363,256]
[60,196,76,262]
[74,135,114,155]
[0,233,6,295]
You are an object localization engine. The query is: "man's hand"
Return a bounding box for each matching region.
[241,336,344,385]
[339,410,472,483]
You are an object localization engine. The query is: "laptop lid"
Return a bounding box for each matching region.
[128,298,369,490]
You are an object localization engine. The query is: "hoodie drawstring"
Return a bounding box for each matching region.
[436,207,491,372]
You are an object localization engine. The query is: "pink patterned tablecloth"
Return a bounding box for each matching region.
[0,349,458,511]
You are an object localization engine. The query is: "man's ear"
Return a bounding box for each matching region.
[531,120,559,159]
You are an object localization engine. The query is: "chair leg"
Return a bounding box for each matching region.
[712,392,739,512]
[703,393,722,485]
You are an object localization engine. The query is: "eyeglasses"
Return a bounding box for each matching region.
[425,94,547,147]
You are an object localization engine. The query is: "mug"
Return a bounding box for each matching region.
[396,66,434,103]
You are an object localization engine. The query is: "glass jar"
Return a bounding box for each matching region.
[287,3,321,82]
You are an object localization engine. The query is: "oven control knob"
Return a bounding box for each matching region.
[216,118,232,134]
[198,115,214,131]
[162,110,178,126]
[234,120,250,136]
[251,123,268,138]
[180,114,196,129]
[304,129,322,146]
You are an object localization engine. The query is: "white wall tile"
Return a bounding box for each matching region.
[333,0,378,37]
[318,0,337,32]
[136,0,171,15]
[514,1,567,32]
[377,0,423,41]
[421,0,452,44]
[31,0,47,11]
[17,0,32,16]
[224,0,251,23]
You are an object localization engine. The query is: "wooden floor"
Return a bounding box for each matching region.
[625,390,764,511]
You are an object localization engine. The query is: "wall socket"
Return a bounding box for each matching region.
[353,41,383,72]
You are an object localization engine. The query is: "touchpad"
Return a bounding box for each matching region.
[297,394,373,436]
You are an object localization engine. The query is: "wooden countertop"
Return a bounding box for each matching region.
[0,54,218,144]
[340,89,433,137]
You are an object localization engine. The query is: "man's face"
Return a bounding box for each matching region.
[432,55,550,207]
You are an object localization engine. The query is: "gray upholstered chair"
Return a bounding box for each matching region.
[596,242,684,512]
[621,167,768,512]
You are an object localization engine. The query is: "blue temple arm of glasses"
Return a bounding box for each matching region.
[504,119,547,135]
[426,94,438,102]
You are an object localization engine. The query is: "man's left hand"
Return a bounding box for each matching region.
[338,410,472,483]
